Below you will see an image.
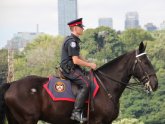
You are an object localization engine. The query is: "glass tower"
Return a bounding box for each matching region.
[58,0,78,36]
[125,12,140,30]
[98,18,113,28]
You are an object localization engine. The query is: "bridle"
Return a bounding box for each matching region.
[132,51,156,92]
[94,51,156,98]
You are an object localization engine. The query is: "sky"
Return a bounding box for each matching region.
[0,0,165,48]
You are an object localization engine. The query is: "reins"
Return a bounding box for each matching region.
[95,70,142,90]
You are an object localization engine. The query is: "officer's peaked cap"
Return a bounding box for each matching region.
[67,18,84,28]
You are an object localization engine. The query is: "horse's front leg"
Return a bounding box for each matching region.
[88,118,103,124]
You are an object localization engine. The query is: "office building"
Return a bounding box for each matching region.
[98,18,113,28]
[125,12,140,29]
[6,32,43,50]
[58,0,78,36]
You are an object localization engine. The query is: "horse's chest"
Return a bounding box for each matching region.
[110,101,120,121]
[103,101,120,122]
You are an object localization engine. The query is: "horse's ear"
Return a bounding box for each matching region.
[139,41,146,53]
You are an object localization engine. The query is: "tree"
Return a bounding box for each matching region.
[120,28,154,51]
[14,34,64,79]
[80,26,124,66]
[113,118,144,124]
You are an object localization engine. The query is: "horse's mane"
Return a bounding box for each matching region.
[96,50,135,71]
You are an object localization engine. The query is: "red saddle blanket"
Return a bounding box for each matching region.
[43,72,99,102]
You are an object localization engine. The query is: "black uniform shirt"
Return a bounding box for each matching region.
[60,34,80,68]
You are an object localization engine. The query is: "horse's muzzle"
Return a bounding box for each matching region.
[146,76,158,92]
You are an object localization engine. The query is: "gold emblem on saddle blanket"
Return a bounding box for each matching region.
[54,82,65,92]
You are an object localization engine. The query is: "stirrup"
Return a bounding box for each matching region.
[80,112,87,123]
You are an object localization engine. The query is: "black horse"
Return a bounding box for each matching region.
[0,42,158,124]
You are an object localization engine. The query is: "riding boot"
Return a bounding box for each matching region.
[70,87,89,122]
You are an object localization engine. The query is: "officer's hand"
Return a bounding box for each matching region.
[89,63,97,70]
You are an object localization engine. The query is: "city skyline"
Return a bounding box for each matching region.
[1,0,165,48]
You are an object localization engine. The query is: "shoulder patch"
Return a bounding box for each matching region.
[70,42,76,48]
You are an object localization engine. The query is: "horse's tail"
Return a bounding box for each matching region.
[0,83,10,124]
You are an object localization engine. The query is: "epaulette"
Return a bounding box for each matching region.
[65,35,75,42]
[64,35,75,45]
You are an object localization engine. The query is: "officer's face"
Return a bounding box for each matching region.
[75,26,84,35]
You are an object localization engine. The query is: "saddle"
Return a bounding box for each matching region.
[43,69,99,102]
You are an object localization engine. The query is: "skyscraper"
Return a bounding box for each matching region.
[58,0,78,36]
[125,12,140,30]
[98,18,113,28]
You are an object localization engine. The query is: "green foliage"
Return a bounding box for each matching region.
[120,28,154,51]
[37,121,48,124]
[14,34,64,79]
[81,26,124,66]
[0,49,8,83]
[113,118,144,124]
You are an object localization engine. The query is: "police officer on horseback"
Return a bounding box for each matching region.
[60,18,97,122]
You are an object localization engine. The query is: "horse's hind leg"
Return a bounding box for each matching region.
[89,119,104,124]
[6,109,19,124]
[22,120,38,124]
[6,107,38,124]
[7,118,19,124]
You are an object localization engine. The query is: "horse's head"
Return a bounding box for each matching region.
[132,42,158,92]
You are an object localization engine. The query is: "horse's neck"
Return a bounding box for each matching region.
[98,51,135,99]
